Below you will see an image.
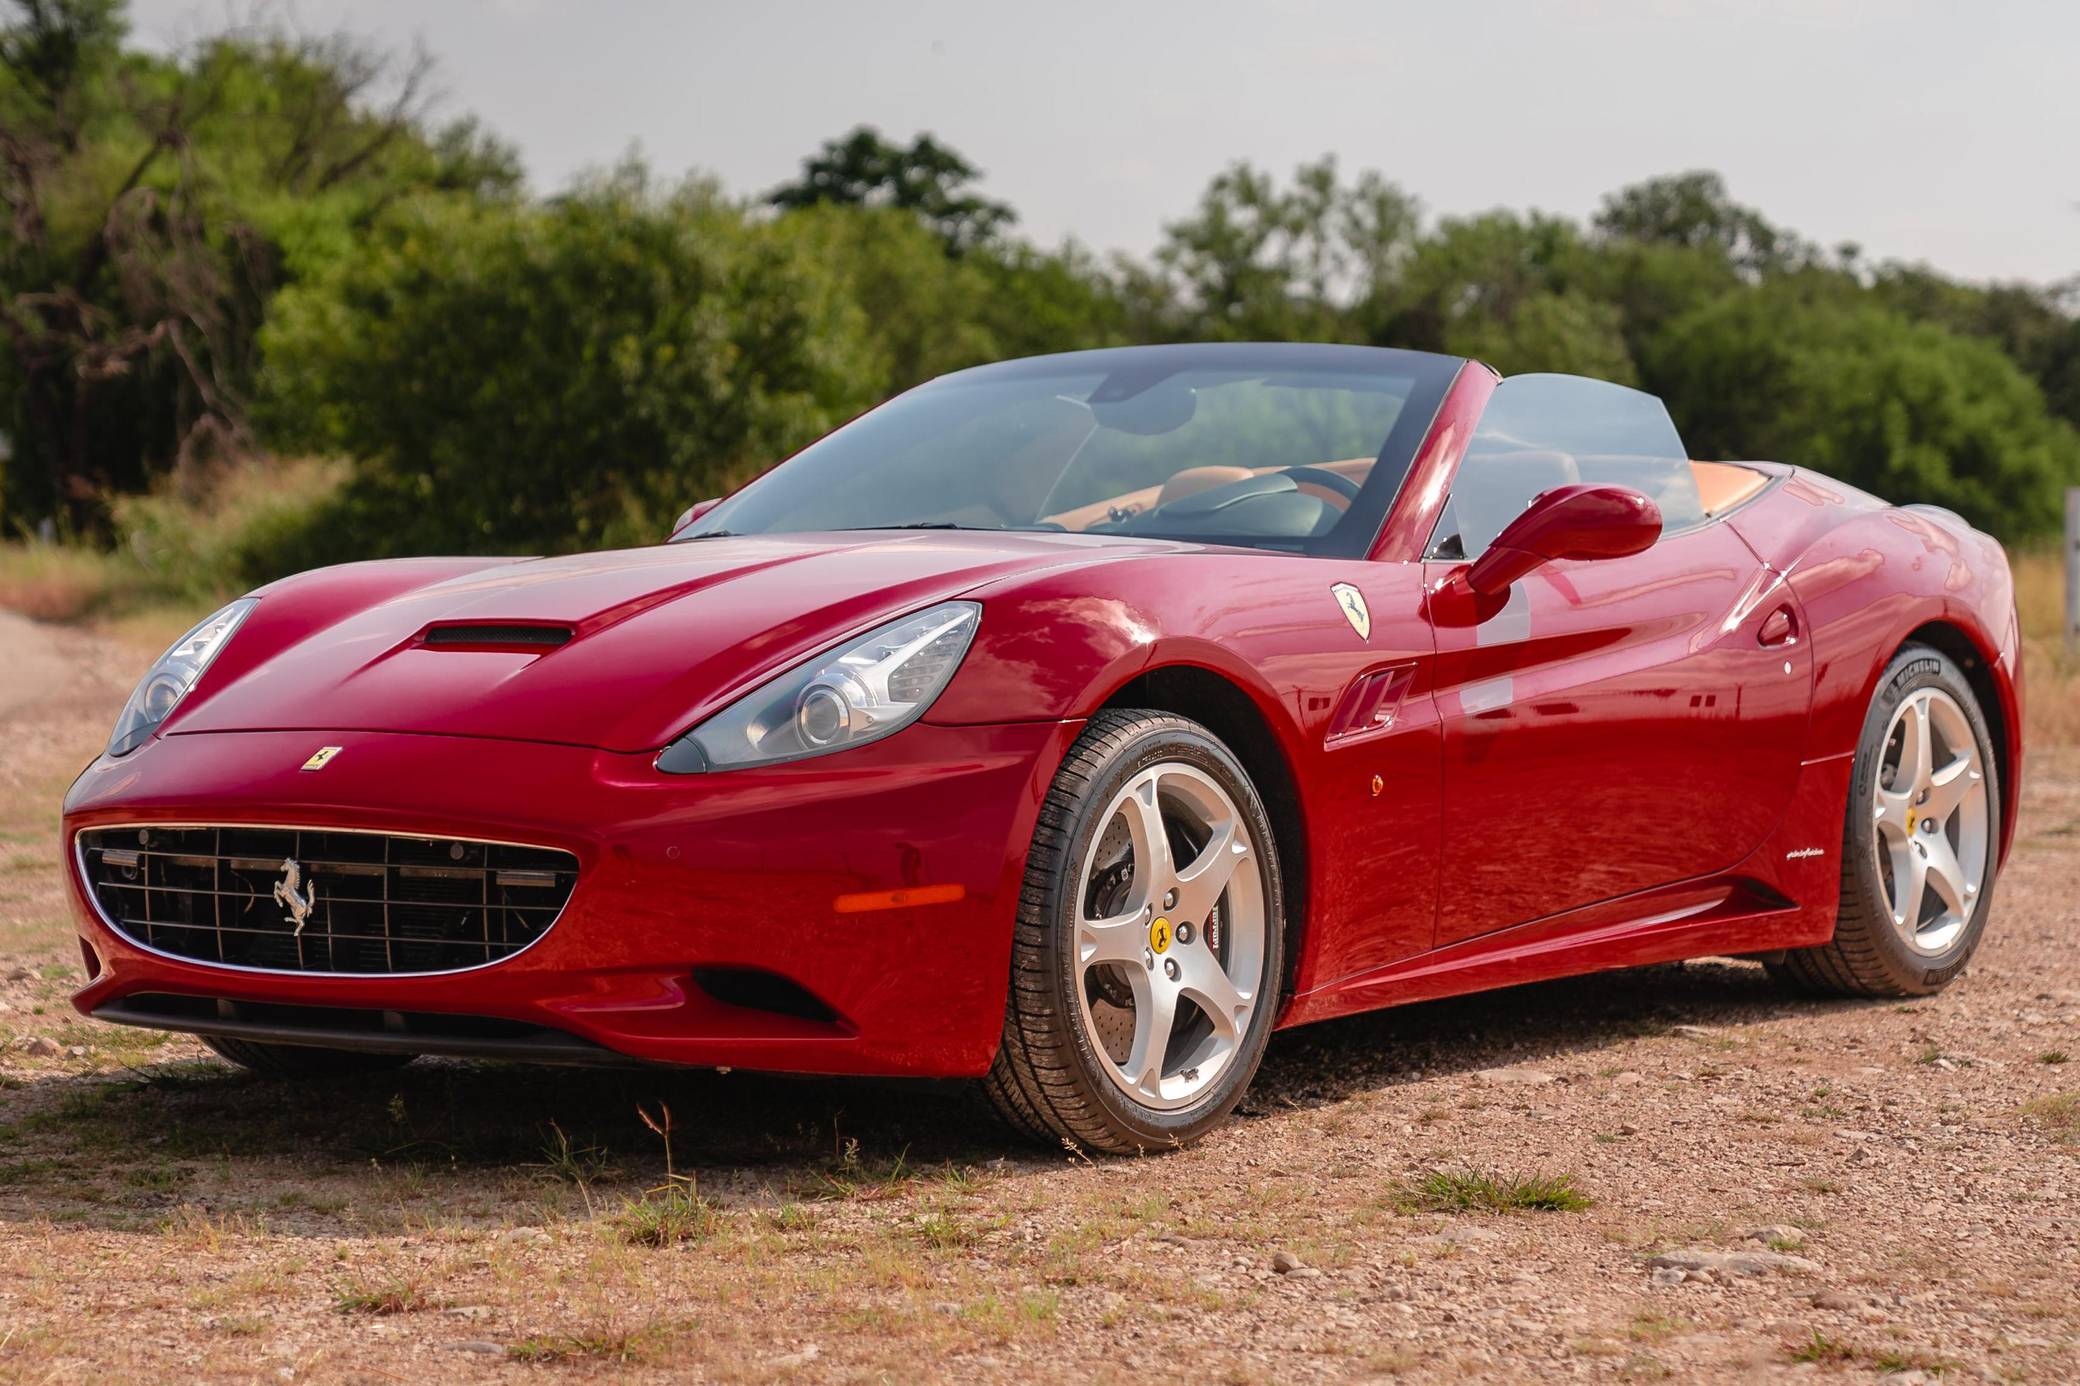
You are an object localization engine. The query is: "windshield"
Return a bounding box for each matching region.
[686,344,1463,557]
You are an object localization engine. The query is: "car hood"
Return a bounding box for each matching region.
[172,531,1169,753]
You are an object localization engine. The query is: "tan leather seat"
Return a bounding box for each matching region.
[1156,466,1255,507]
[1690,461,1770,515]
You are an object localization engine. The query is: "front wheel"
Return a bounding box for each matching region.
[1771,643,2001,997]
[984,709,1285,1153]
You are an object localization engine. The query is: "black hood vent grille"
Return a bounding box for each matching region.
[421,624,572,650]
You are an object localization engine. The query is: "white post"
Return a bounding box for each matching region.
[2068,487,2080,659]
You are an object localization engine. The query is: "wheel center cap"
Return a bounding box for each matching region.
[1148,916,1171,954]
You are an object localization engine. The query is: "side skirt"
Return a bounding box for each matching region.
[1279,753,1853,1028]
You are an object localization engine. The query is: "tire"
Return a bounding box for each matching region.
[1770,643,2001,997]
[202,1035,417,1078]
[984,709,1286,1153]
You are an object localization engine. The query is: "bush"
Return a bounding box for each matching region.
[1648,282,2080,539]
[258,169,882,557]
[112,457,352,598]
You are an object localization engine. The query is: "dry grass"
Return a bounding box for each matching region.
[0,455,345,623]
[0,540,138,622]
[2013,548,2078,747]
[2021,1092,2079,1143]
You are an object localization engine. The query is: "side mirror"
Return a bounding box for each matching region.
[1463,484,1661,596]
[670,498,721,539]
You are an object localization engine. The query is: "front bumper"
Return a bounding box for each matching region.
[64,720,1078,1077]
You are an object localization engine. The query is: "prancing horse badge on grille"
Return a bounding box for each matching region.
[273,859,317,936]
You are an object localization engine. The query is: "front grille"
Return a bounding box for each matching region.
[77,826,579,975]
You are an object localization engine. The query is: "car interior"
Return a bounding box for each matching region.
[1047,452,1771,556]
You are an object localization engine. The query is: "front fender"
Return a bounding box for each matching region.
[928,586,1161,726]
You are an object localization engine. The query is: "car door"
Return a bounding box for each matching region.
[1424,375,1811,946]
[1296,555,1445,986]
[1171,550,1444,993]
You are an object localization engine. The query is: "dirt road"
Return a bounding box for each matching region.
[0,612,2074,1383]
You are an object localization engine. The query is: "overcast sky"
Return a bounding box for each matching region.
[129,0,2077,286]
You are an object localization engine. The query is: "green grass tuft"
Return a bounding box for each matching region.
[334,1277,432,1315]
[2020,1092,2079,1142]
[1399,1166,1592,1213]
[1789,1331,1857,1365]
[614,1184,720,1247]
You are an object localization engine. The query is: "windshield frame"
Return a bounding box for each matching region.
[683,343,1467,558]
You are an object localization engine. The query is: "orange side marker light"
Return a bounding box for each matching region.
[832,883,968,914]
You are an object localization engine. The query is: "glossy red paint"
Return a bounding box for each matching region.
[1422,516,1814,945]
[1726,473,2023,865]
[64,366,2025,1079]
[1461,483,1662,595]
[69,721,1075,1075]
[1369,363,1495,563]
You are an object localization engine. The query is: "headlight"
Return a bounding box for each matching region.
[656,600,980,773]
[107,598,256,756]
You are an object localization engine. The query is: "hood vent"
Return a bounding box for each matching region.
[420,623,573,651]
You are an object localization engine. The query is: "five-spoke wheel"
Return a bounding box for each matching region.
[1072,762,1266,1111]
[1773,642,2001,997]
[986,710,1284,1152]
[1871,686,1990,956]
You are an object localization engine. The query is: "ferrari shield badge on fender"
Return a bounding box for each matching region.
[1331,583,1370,641]
[300,746,342,772]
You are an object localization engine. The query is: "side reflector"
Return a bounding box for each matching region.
[832,883,967,914]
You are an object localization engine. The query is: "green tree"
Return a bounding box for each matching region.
[1154,156,1420,342]
[1649,282,2080,538]
[1593,170,1812,275]
[768,203,1128,393]
[0,0,519,534]
[767,125,1013,253]
[1870,266,2080,428]
[1366,210,1638,380]
[259,169,879,557]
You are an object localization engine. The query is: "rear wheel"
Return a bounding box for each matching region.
[984,710,1285,1153]
[203,1035,416,1078]
[1771,643,2000,996]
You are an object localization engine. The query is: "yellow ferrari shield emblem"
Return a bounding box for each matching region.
[300,746,343,772]
[1331,583,1370,641]
[1148,917,1172,954]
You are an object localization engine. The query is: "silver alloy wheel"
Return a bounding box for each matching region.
[1072,762,1268,1111]
[1872,686,1990,956]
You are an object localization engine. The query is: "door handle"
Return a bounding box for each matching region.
[1758,605,1798,647]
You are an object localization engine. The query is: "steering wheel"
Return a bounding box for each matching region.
[1279,466,1362,508]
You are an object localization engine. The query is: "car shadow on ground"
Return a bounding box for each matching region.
[0,957,1862,1233]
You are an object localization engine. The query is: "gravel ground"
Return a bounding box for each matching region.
[0,609,2074,1384]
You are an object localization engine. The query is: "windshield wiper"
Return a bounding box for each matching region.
[839,522,994,531]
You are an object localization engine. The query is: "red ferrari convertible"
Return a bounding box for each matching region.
[64,344,2022,1152]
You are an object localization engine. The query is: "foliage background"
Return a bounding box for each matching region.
[3,0,2077,589]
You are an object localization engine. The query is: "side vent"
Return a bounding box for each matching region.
[1326,662,1416,744]
[421,624,573,651]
